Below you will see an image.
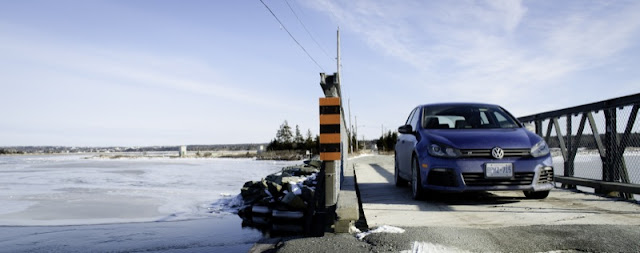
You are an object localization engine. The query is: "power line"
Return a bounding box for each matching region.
[284,0,334,62]
[259,0,325,72]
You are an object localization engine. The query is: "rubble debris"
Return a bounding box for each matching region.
[237,158,322,236]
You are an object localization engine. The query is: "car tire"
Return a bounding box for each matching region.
[411,156,425,200]
[523,190,550,199]
[394,156,408,187]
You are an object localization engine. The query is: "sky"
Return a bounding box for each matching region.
[1,0,640,147]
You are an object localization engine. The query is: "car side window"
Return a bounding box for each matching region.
[494,111,517,128]
[480,111,490,125]
[410,107,421,129]
[405,108,416,126]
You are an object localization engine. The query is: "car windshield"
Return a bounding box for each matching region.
[422,105,520,129]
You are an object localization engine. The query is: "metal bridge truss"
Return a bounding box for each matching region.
[518,93,640,199]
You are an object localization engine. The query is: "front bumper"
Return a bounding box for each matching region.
[418,155,554,192]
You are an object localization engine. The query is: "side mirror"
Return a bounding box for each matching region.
[398,125,413,134]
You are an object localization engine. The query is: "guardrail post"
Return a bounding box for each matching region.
[603,108,618,183]
[534,120,543,136]
[565,114,575,178]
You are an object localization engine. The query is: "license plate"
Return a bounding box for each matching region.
[485,163,513,178]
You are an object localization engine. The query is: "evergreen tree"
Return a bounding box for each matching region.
[294,125,304,148]
[304,129,314,151]
[306,129,313,142]
[268,122,319,153]
[377,130,398,151]
[351,131,358,152]
[276,120,293,145]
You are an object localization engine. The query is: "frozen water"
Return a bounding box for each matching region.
[0,154,301,251]
[551,152,640,200]
[0,154,299,225]
[1,216,264,252]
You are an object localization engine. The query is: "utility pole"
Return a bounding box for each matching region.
[318,28,343,214]
[355,116,358,151]
[337,27,341,83]
[348,98,353,153]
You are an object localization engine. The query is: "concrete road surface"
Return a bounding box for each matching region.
[276,154,640,253]
[355,155,640,228]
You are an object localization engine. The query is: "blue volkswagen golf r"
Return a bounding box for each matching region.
[394,103,554,200]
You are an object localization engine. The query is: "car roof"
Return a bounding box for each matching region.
[416,102,503,108]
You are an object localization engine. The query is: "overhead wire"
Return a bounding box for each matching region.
[284,0,334,62]
[258,0,325,72]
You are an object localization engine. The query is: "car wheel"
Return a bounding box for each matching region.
[523,190,550,199]
[411,156,425,200]
[394,156,408,187]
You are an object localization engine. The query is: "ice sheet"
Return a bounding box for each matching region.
[0,154,300,226]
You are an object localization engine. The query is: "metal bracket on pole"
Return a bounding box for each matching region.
[320,73,341,98]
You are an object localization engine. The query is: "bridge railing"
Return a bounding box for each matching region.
[518,93,640,199]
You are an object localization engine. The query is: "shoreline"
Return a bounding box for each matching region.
[0,150,310,161]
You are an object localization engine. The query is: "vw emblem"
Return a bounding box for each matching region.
[491,147,504,159]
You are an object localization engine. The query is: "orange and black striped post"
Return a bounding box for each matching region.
[319,97,341,161]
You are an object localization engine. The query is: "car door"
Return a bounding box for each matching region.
[396,108,415,175]
[396,107,420,177]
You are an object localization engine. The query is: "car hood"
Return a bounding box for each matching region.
[422,128,541,149]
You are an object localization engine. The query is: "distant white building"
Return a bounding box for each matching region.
[257,145,265,154]
[179,146,187,157]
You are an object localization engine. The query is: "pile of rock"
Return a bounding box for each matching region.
[238,160,322,235]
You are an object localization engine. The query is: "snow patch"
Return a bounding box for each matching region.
[356,225,405,240]
[289,182,302,195]
[208,194,244,214]
[400,241,472,253]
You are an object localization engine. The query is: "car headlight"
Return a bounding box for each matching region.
[531,140,550,157]
[428,144,461,158]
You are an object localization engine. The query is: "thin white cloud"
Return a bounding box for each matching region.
[544,3,640,63]
[485,0,527,32]
[307,0,640,107]
[0,23,295,111]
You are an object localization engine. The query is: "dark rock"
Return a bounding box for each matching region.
[282,192,307,209]
[266,180,283,197]
[301,185,315,201]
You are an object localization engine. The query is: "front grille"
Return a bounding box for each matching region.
[538,167,554,184]
[462,172,534,186]
[459,149,531,158]
[427,169,457,187]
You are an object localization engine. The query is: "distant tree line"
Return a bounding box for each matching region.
[186,144,264,152]
[0,144,270,154]
[0,148,25,155]
[376,131,398,152]
[267,120,319,153]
